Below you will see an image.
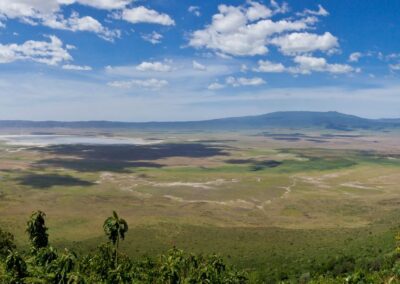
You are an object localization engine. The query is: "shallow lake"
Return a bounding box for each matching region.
[0,135,162,146]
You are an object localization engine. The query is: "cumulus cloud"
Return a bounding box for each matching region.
[290,55,354,74]
[390,63,400,71]
[0,0,132,18]
[108,78,168,89]
[208,82,225,90]
[348,52,362,62]
[118,6,175,26]
[192,60,207,71]
[0,0,121,40]
[188,2,342,59]
[136,61,172,72]
[62,64,92,71]
[43,12,120,41]
[270,0,289,15]
[298,5,329,17]
[188,6,201,17]
[254,60,285,73]
[271,32,338,55]
[246,0,272,21]
[253,56,356,75]
[208,75,266,90]
[226,76,266,87]
[141,31,163,44]
[74,0,132,10]
[0,35,72,65]
[189,2,312,56]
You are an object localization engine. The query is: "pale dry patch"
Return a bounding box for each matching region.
[149,179,237,189]
[163,195,260,210]
[297,176,331,189]
[340,182,377,190]
[280,178,297,199]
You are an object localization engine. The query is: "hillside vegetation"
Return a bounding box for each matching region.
[1,211,400,283]
[0,211,247,283]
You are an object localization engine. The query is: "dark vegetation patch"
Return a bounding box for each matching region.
[226,159,282,171]
[276,148,400,172]
[193,139,237,143]
[306,139,327,143]
[16,173,94,188]
[277,157,358,172]
[257,132,367,143]
[321,134,365,138]
[33,143,228,173]
[34,143,227,160]
[35,159,162,173]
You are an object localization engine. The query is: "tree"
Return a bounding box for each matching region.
[5,251,27,281]
[103,211,128,266]
[26,211,48,250]
[103,211,128,249]
[0,228,16,258]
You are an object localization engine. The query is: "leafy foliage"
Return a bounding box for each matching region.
[5,251,27,282]
[0,211,247,283]
[0,228,16,258]
[103,210,128,248]
[26,211,48,250]
[4,210,400,283]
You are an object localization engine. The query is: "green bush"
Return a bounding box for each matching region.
[0,228,16,258]
[0,211,247,283]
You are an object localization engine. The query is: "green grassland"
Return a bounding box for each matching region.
[0,129,400,282]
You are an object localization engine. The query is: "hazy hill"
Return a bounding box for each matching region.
[0,111,398,131]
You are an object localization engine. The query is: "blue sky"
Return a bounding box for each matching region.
[0,0,399,121]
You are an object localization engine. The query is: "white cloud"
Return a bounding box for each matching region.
[118,6,175,26]
[188,6,201,17]
[237,77,266,86]
[0,0,132,18]
[226,76,266,87]
[0,35,72,65]
[349,52,362,62]
[253,56,355,75]
[390,63,400,71]
[105,58,234,82]
[208,82,225,90]
[43,12,120,41]
[386,53,400,60]
[271,32,338,55]
[108,78,168,89]
[141,31,163,44]
[62,64,92,71]
[74,0,132,10]
[298,5,329,17]
[0,0,121,40]
[246,1,272,21]
[254,60,285,72]
[270,0,289,15]
[290,55,354,74]
[192,60,207,71]
[136,61,172,72]
[189,2,312,56]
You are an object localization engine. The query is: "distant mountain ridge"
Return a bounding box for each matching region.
[0,111,398,130]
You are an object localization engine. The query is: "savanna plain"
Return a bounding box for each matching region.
[1,128,400,282]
